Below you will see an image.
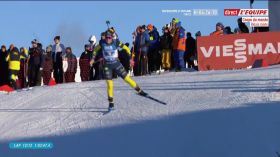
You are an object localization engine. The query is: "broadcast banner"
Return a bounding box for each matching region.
[197,32,280,71]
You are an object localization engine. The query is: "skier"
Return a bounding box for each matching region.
[90,31,147,111]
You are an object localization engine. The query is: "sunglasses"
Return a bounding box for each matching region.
[106,37,112,39]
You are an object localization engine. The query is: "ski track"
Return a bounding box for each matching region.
[0,65,280,157]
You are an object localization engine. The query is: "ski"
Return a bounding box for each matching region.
[102,108,115,115]
[137,93,167,105]
[102,103,116,115]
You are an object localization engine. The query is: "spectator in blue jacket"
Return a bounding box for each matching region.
[134,25,150,76]
[147,24,161,73]
[52,36,65,84]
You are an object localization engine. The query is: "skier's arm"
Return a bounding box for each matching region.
[92,45,101,57]
[90,45,101,66]
[119,42,135,66]
[119,43,131,56]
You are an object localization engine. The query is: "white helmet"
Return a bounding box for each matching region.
[88,35,97,45]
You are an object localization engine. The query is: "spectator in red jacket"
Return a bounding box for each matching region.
[42,45,53,85]
[79,44,92,81]
[64,47,77,83]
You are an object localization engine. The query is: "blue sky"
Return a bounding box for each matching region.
[0,1,267,55]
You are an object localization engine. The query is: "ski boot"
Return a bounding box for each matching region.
[135,86,148,96]
[108,102,115,112]
[139,90,148,96]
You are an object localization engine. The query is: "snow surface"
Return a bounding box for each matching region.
[0,65,280,157]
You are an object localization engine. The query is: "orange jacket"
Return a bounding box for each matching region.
[210,30,224,36]
[172,27,186,51]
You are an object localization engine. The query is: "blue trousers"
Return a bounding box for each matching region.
[173,50,185,69]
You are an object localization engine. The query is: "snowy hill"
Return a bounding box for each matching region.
[0,65,280,157]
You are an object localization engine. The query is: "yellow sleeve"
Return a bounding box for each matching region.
[93,45,101,57]
[119,42,131,56]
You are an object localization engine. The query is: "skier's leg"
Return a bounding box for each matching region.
[106,80,114,98]
[123,75,137,89]
[103,62,114,109]
[123,74,147,96]
[106,79,114,107]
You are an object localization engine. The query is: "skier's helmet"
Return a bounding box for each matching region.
[88,35,97,45]
[105,31,113,38]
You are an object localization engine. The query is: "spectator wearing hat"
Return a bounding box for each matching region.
[28,39,44,87]
[134,25,150,76]
[64,47,77,83]
[42,45,53,85]
[172,21,186,71]
[159,26,173,71]
[18,47,28,88]
[237,18,249,33]
[210,22,224,36]
[88,35,98,80]
[185,32,196,69]
[170,18,179,37]
[79,44,92,81]
[147,24,161,74]
[224,26,234,35]
[88,35,97,52]
[52,36,65,84]
[6,44,20,89]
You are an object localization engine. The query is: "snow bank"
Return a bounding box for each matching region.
[0,65,280,157]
